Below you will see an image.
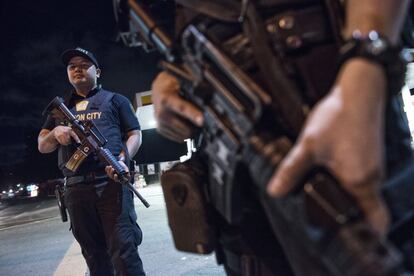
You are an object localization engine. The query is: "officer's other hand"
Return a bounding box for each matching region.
[105,160,130,182]
[53,126,81,145]
[152,71,204,142]
[267,59,390,235]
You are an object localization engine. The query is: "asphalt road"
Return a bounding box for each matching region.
[0,184,226,276]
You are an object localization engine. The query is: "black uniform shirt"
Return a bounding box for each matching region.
[42,87,140,176]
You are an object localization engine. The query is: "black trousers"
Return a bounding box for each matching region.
[214,207,295,276]
[65,179,145,276]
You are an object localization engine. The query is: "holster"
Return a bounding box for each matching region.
[55,183,68,222]
[160,157,217,254]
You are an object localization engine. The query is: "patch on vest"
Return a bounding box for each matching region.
[76,100,89,111]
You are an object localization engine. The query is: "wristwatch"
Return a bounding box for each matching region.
[338,30,408,95]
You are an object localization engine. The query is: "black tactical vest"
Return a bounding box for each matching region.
[58,89,127,177]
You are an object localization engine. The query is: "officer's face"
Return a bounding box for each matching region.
[67,56,100,89]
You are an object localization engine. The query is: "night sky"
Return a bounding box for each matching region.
[0,0,172,187]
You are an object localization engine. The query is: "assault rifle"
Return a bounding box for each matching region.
[43,97,150,208]
[123,1,407,274]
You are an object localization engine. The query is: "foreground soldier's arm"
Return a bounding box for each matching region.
[267,0,412,235]
[151,71,203,142]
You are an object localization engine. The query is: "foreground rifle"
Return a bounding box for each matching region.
[43,97,150,208]
[124,1,405,274]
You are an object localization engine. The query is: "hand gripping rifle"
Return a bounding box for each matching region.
[123,1,406,274]
[43,96,150,208]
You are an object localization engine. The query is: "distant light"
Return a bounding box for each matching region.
[2,191,6,194]
[30,190,38,197]
[147,119,157,128]
[9,189,13,193]
[135,104,157,130]
[26,184,38,192]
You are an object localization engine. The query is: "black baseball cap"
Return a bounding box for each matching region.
[61,47,99,68]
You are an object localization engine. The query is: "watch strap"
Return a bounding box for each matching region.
[338,31,408,95]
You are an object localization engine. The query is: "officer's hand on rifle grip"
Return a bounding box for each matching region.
[152,72,204,142]
[53,125,81,145]
[267,59,390,236]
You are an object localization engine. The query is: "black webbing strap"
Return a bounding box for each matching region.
[242,2,305,136]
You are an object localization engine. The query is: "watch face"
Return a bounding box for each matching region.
[364,31,387,55]
[368,38,387,55]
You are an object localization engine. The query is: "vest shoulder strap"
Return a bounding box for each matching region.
[89,89,115,109]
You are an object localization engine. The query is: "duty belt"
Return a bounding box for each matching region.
[65,172,108,187]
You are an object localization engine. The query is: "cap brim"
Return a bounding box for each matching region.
[61,49,98,68]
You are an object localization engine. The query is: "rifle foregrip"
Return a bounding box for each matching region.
[99,148,149,207]
[98,148,129,182]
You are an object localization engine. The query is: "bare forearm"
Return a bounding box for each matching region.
[125,130,142,158]
[340,0,411,103]
[38,129,58,153]
[344,0,411,43]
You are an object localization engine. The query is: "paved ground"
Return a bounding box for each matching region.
[0,183,226,276]
[0,197,58,229]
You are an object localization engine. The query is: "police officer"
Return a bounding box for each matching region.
[38,47,145,276]
[151,0,413,275]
